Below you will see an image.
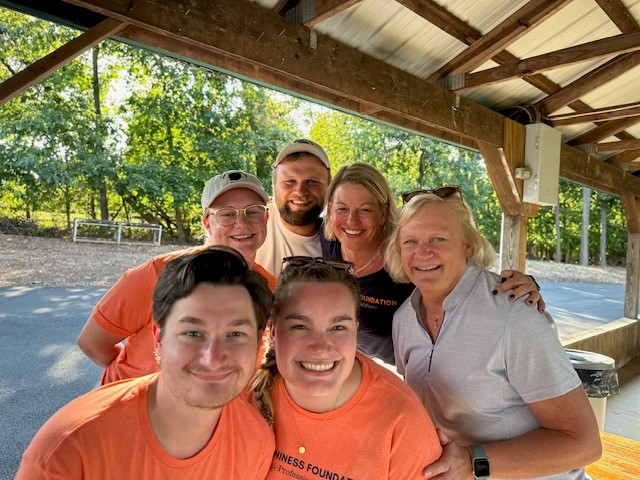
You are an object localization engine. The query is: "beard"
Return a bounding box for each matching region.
[279,202,323,227]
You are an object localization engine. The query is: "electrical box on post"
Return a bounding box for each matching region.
[523,123,561,206]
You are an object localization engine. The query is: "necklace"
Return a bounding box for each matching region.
[287,382,345,455]
[349,246,382,275]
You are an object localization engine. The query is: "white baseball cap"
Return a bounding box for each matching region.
[274,139,330,168]
[201,170,269,211]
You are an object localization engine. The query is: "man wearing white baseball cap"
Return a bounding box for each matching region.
[78,170,276,386]
[255,139,331,277]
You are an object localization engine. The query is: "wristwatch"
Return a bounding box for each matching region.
[471,445,490,479]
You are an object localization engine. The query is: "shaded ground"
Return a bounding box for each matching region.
[0,233,628,287]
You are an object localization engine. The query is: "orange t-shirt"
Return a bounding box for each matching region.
[16,374,274,479]
[267,353,442,479]
[92,246,276,384]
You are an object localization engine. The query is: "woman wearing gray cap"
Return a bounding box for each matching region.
[77,170,276,385]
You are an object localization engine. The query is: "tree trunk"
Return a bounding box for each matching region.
[64,186,71,229]
[174,206,186,244]
[600,202,607,268]
[554,204,561,262]
[93,46,109,220]
[580,187,591,266]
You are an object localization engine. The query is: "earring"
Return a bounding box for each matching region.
[153,350,161,365]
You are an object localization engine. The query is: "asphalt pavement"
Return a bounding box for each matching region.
[0,282,627,479]
[0,286,105,479]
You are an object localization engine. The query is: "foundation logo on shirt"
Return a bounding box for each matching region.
[360,294,397,308]
[271,450,354,480]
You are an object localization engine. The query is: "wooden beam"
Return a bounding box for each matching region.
[478,143,524,217]
[605,150,640,164]
[0,17,126,106]
[401,0,636,143]
[428,0,571,80]
[399,0,573,97]
[116,24,480,151]
[547,101,640,126]
[624,232,640,318]
[499,214,527,272]
[595,0,640,33]
[560,143,640,196]
[450,32,640,92]
[597,138,640,152]
[537,51,640,116]
[622,194,640,232]
[477,119,535,218]
[64,0,506,147]
[303,1,362,27]
[569,117,640,145]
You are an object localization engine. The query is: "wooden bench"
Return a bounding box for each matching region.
[586,431,640,480]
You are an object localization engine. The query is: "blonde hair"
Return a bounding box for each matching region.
[251,262,360,427]
[323,163,398,243]
[386,193,498,283]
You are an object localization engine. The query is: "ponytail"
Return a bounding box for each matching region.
[251,346,278,428]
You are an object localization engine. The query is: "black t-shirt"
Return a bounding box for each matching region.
[321,236,415,365]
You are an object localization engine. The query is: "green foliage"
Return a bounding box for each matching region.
[311,111,502,247]
[0,8,630,261]
[0,9,300,241]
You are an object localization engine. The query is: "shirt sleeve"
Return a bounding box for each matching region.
[91,257,161,337]
[502,303,580,403]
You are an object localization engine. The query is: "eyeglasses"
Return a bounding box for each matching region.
[208,204,268,226]
[401,186,461,205]
[282,256,355,275]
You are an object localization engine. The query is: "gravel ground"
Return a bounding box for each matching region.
[0,233,627,287]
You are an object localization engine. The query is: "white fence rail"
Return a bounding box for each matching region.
[72,219,162,246]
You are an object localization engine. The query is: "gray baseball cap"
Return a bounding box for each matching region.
[201,170,269,211]
[274,139,330,168]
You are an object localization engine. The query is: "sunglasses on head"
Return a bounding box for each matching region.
[282,256,355,275]
[401,186,461,205]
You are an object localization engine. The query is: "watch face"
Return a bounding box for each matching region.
[474,458,490,477]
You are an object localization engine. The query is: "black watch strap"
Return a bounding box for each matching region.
[529,274,541,291]
[471,444,490,479]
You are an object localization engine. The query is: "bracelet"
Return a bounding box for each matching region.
[529,275,541,291]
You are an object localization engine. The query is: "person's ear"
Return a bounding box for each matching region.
[268,319,275,342]
[152,323,162,364]
[152,323,162,350]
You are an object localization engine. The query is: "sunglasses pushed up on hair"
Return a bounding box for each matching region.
[281,256,355,275]
[401,186,461,205]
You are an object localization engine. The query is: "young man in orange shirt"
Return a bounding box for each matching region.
[17,248,274,478]
[77,170,276,384]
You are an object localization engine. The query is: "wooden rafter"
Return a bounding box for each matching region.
[595,0,640,33]
[118,24,479,151]
[279,0,361,27]
[598,139,640,153]
[536,51,640,116]
[0,17,126,105]
[547,101,640,126]
[399,0,634,143]
[304,1,362,27]
[605,150,640,164]
[428,0,571,81]
[569,117,640,145]
[62,0,505,147]
[399,0,637,145]
[59,0,640,199]
[448,32,640,92]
